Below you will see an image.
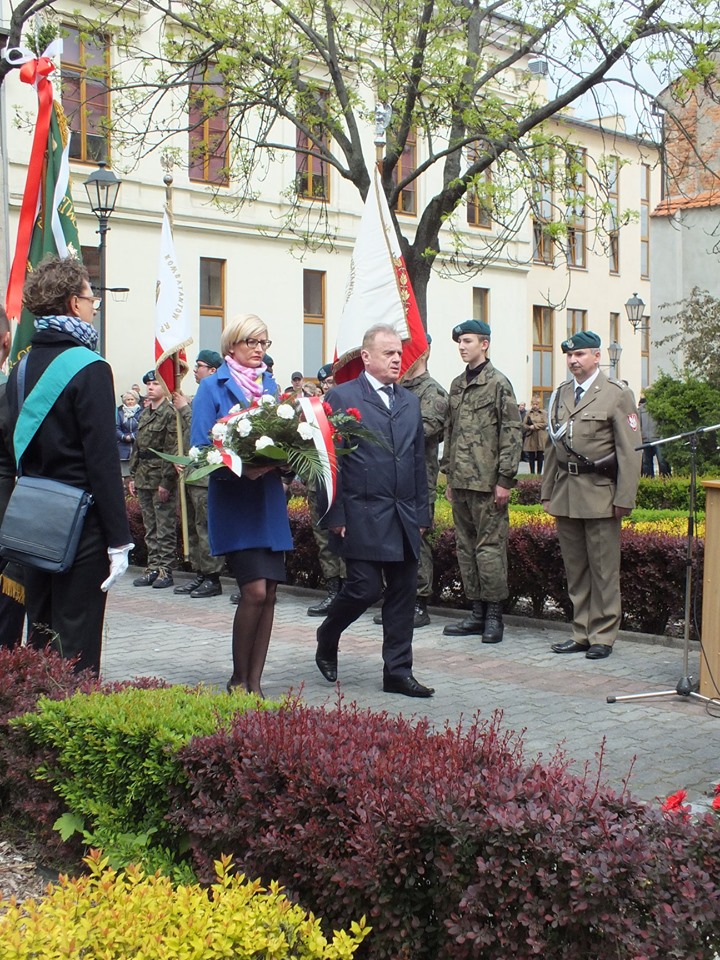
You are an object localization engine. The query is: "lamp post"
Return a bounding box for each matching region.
[83,161,122,356]
[625,292,648,334]
[607,339,623,378]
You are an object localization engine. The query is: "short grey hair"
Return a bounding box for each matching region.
[361,323,401,350]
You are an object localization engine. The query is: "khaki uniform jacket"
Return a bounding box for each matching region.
[541,372,641,518]
[129,399,179,490]
[441,360,522,492]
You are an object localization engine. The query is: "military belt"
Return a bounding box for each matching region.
[137,449,161,461]
[558,460,596,475]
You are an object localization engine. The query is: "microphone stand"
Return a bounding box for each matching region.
[607,422,720,705]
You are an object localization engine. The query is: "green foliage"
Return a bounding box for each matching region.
[14,685,278,875]
[655,288,720,388]
[644,374,720,474]
[0,850,370,959]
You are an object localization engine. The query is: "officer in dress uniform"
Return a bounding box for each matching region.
[541,331,641,659]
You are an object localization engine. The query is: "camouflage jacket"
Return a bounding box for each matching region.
[441,360,522,492]
[403,370,449,496]
[129,399,179,490]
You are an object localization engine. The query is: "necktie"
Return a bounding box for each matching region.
[574,385,584,406]
[381,385,395,410]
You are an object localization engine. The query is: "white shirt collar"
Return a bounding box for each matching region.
[573,367,600,393]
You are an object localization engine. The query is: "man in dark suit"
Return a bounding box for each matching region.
[314,323,434,697]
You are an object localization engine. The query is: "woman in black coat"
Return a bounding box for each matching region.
[5,256,132,674]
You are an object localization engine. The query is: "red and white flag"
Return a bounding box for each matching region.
[155,208,191,393]
[333,166,428,383]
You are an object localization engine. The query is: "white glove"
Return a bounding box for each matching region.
[101,543,134,592]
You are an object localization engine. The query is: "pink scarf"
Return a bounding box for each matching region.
[225,354,266,400]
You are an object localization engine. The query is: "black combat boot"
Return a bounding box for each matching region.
[152,566,174,589]
[443,601,486,636]
[307,577,342,617]
[413,597,431,628]
[482,602,505,643]
[133,568,159,587]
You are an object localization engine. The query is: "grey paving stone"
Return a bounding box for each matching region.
[101,570,720,807]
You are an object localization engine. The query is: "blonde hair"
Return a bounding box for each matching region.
[220,314,267,357]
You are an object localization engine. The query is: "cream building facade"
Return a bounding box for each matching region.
[1,4,658,404]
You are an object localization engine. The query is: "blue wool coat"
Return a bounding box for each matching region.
[190,363,292,556]
[323,372,430,561]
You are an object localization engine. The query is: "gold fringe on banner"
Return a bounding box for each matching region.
[1,572,25,605]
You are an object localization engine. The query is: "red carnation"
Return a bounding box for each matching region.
[662,789,690,816]
[712,794,720,811]
[714,783,720,796]
[322,401,333,416]
[346,407,362,421]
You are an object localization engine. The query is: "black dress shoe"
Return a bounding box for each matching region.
[383,674,435,698]
[191,578,222,598]
[551,640,590,654]
[174,574,204,595]
[586,644,612,659]
[315,652,338,683]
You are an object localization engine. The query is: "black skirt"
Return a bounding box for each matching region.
[226,548,286,587]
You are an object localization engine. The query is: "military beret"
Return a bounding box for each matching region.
[196,349,223,369]
[561,331,601,353]
[142,369,158,385]
[452,319,491,342]
[262,353,274,367]
[317,363,334,381]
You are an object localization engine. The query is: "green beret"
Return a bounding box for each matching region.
[196,349,223,369]
[561,331,601,353]
[142,369,158,385]
[452,319,491,342]
[317,363,333,381]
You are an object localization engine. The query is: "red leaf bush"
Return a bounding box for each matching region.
[170,699,720,960]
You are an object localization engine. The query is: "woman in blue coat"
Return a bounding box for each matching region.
[191,314,292,696]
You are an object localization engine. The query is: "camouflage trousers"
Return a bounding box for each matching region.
[136,487,178,571]
[416,500,435,598]
[185,484,225,577]
[451,488,509,602]
[308,487,345,581]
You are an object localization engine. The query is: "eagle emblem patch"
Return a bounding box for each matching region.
[627,413,638,431]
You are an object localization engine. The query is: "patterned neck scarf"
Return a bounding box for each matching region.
[224,354,266,400]
[35,315,99,352]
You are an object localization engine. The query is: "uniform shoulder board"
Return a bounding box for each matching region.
[606,377,626,389]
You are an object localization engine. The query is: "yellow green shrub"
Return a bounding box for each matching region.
[0,851,369,960]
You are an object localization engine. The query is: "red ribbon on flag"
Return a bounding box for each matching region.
[5,58,56,323]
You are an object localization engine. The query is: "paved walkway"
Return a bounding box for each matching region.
[102,570,720,808]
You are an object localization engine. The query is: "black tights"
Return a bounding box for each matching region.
[230,578,278,697]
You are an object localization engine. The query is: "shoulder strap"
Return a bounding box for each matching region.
[14,348,104,465]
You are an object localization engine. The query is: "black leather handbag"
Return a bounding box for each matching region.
[0,476,93,572]
[0,349,101,573]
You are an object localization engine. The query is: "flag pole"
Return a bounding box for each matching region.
[163,172,190,562]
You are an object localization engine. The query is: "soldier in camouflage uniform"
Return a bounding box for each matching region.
[373,338,449,627]
[128,370,179,588]
[172,350,226,598]
[440,320,522,643]
[307,363,346,616]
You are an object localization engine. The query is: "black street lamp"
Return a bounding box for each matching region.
[607,339,623,377]
[625,293,648,334]
[83,161,122,356]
